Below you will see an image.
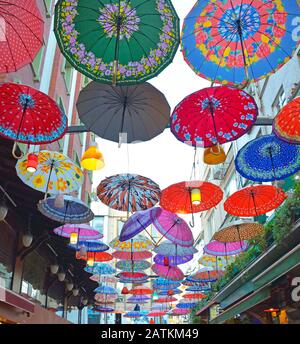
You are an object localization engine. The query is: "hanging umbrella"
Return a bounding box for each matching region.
[183,293,207,300]
[182,279,210,287]
[152,278,181,290]
[84,263,116,275]
[116,260,151,272]
[152,264,184,281]
[97,173,161,212]
[130,286,153,296]
[90,275,118,284]
[54,0,179,85]
[154,296,177,303]
[78,82,170,144]
[176,302,196,309]
[77,251,113,263]
[158,288,182,296]
[0,1,44,73]
[214,221,264,243]
[94,306,114,313]
[16,151,83,197]
[235,134,300,182]
[171,86,258,148]
[94,294,117,303]
[110,235,153,252]
[199,254,235,271]
[181,0,300,86]
[188,268,223,283]
[127,295,151,304]
[54,224,101,241]
[273,97,300,144]
[117,272,148,281]
[154,242,197,256]
[119,277,149,284]
[224,185,287,217]
[38,195,94,224]
[112,250,152,261]
[203,241,248,257]
[148,311,167,317]
[124,311,143,318]
[68,240,108,252]
[186,285,211,292]
[93,285,117,295]
[169,308,190,315]
[150,208,194,247]
[119,209,155,242]
[154,254,193,266]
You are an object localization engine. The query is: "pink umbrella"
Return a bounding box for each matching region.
[112,250,152,260]
[152,264,184,281]
[150,208,194,247]
[94,294,117,303]
[148,310,167,317]
[204,240,248,257]
[170,308,190,315]
[53,224,102,241]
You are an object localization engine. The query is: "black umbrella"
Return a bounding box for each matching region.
[77,82,170,144]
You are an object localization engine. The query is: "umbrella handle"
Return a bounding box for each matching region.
[12,141,24,159]
[189,213,195,228]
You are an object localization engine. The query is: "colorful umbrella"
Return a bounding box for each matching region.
[199,254,236,270]
[170,87,257,148]
[273,97,300,144]
[76,251,113,263]
[94,294,117,303]
[94,306,114,313]
[158,288,182,296]
[182,280,211,287]
[97,173,161,212]
[188,268,223,283]
[0,1,44,73]
[154,296,177,303]
[110,235,153,252]
[54,0,179,85]
[124,311,143,318]
[38,195,94,224]
[54,224,101,241]
[119,277,149,284]
[116,260,151,272]
[181,0,300,86]
[16,151,83,197]
[169,308,190,315]
[176,302,196,309]
[152,264,184,281]
[203,241,248,256]
[235,134,300,182]
[183,293,207,300]
[127,295,151,304]
[154,254,193,266]
[93,285,117,294]
[148,311,167,317]
[90,275,118,284]
[152,278,181,290]
[112,250,152,261]
[84,263,116,275]
[130,286,153,296]
[154,242,197,256]
[150,208,194,247]
[117,272,148,281]
[68,240,108,252]
[186,285,211,292]
[78,82,170,143]
[119,209,155,242]
[214,221,264,243]
[224,185,287,217]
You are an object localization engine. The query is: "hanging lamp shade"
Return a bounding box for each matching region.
[203,145,226,165]
[81,143,104,171]
[26,153,38,173]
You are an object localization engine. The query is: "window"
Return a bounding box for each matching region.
[61,59,74,94]
[43,0,53,18]
[272,87,287,114]
[31,45,45,82]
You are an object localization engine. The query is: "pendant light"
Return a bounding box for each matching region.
[26,153,38,173]
[81,142,105,171]
[191,188,201,205]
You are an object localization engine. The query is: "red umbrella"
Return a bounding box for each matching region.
[0,83,67,158]
[76,251,113,263]
[112,250,152,261]
[148,311,166,317]
[152,264,184,281]
[170,86,258,148]
[154,297,177,303]
[130,286,153,295]
[0,0,44,73]
[160,180,223,226]
[118,272,148,281]
[183,293,207,300]
[224,185,287,217]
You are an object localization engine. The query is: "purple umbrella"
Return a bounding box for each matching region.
[53,224,102,241]
[150,208,194,247]
[154,254,193,266]
[204,240,248,257]
[127,295,151,303]
[119,208,156,242]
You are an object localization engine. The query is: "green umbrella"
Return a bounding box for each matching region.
[54,0,180,85]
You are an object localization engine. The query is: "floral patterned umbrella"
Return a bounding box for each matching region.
[224,185,287,217]
[97,173,161,212]
[203,241,248,257]
[94,294,117,303]
[112,250,152,261]
[16,151,83,198]
[116,260,151,272]
[54,0,179,85]
[171,87,258,148]
[199,254,235,270]
[152,264,184,281]
[110,235,154,252]
[84,263,116,275]
[0,1,44,73]
[273,97,300,144]
[54,224,102,241]
[181,0,300,86]
[235,134,300,181]
[38,195,94,224]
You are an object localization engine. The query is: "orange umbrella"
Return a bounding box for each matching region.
[76,251,113,263]
[183,293,207,300]
[160,180,223,226]
[154,297,177,303]
[224,185,286,217]
[130,286,153,295]
[273,97,300,144]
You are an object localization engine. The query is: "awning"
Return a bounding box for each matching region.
[0,287,35,313]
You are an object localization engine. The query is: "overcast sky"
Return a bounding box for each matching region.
[92,1,210,216]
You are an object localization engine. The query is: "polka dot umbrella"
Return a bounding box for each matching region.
[235,134,300,182]
[273,97,300,144]
[224,185,287,217]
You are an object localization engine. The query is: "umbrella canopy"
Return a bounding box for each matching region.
[183,293,207,300]
[94,306,114,313]
[124,311,144,318]
[84,263,116,275]
[152,278,181,290]
[78,82,170,143]
[116,260,151,272]
[110,235,153,252]
[68,240,108,252]
[94,294,117,303]
[0,1,44,73]
[93,285,117,295]
[130,286,153,296]
[117,272,148,281]
[90,275,118,284]
[154,254,193,266]
[154,242,197,256]
[54,224,101,241]
[169,308,190,315]
[152,264,184,281]
[182,280,211,288]
[54,0,179,85]
[119,277,149,284]
[16,151,83,197]
[97,173,161,212]
[199,254,235,270]
[188,268,223,283]
[127,295,151,304]
[181,0,300,86]
[112,250,152,261]
[76,251,113,263]
[148,311,166,317]
[214,221,264,243]
[224,185,287,217]
[119,209,154,242]
[203,240,249,257]
[273,97,300,144]
[158,288,182,296]
[150,208,194,247]
[160,180,223,213]
[38,195,94,224]
[176,302,196,309]
[186,285,211,292]
[235,134,300,182]
[154,296,177,303]
[170,86,258,147]
[0,84,67,147]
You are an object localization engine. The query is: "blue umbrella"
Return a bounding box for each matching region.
[84,263,116,275]
[153,278,181,290]
[186,285,211,292]
[68,240,109,252]
[154,254,193,266]
[94,306,114,313]
[94,285,117,294]
[176,302,196,309]
[116,260,151,272]
[158,288,182,296]
[127,295,151,304]
[38,195,94,223]
[124,311,145,318]
[235,134,300,182]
